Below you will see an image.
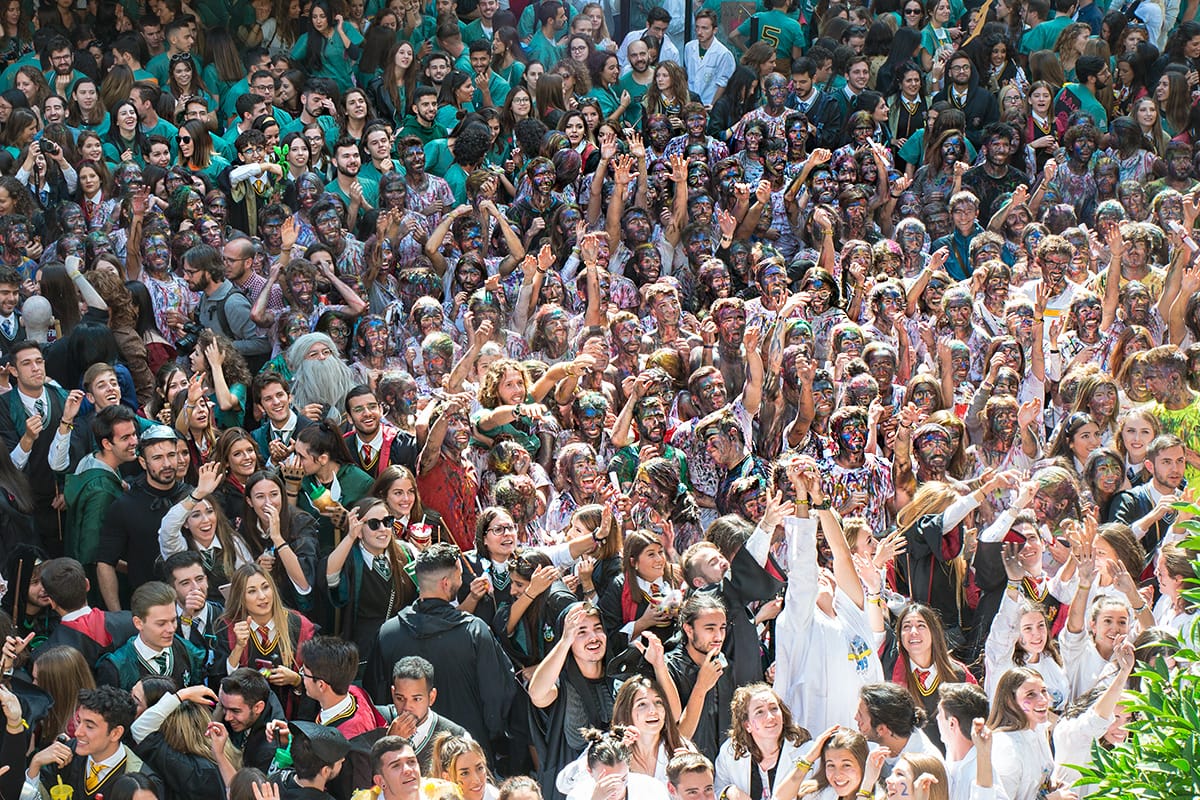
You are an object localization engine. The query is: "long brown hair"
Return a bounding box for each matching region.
[220,564,297,668]
[622,529,679,589]
[895,483,968,609]
[33,646,95,746]
[572,504,622,561]
[611,675,685,754]
[814,730,868,793]
[986,666,1043,731]
[1010,597,1063,667]
[727,683,811,762]
[894,604,962,698]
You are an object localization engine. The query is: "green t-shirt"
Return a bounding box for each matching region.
[291,25,364,92]
[735,9,806,58]
[617,72,651,127]
[1019,14,1072,54]
[526,29,564,69]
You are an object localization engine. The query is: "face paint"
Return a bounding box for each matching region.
[914,428,952,471]
[836,416,868,454]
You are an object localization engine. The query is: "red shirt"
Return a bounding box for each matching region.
[417,454,478,551]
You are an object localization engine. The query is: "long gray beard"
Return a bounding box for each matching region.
[292,356,359,419]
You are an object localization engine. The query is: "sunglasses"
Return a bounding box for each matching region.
[178,135,191,143]
[364,516,397,531]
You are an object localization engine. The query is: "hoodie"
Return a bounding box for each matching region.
[64,453,125,566]
[364,598,517,756]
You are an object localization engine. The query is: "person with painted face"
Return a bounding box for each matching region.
[695,408,767,516]
[395,134,454,226]
[961,122,1025,223]
[1021,234,1085,348]
[732,72,789,147]
[662,102,729,171]
[608,391,690,492]
[1045,124,1100,224]
[817,406,896,533]
[1050,290,1112,382]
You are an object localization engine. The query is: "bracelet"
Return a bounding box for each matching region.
[1133,602,1147,613]
[188,493,201,503]
[795,498,811,506]
[858,791,873,799]
[1078,583,1092,591]
[869,596,885,606]
[523,590,534,599]
[703,344,713,350]
[276,541,292,552]
[1007,579,1022,591]
[59,421,74,430]
[795,758,813,772]
[1034,316,1044,322]
[811,499,831,510]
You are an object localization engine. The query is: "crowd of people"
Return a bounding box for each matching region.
[0,0,1196,798]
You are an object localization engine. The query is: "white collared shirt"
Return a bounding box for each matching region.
[61,605,93,623]
[133,636,170,674]
[317,693,354,726]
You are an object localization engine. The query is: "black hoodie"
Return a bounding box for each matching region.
[364,598,518,759]
[931,63,999,149]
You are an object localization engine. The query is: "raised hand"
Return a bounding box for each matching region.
[1001,541,1027,582]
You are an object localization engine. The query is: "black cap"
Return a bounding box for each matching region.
[288,721,351,765]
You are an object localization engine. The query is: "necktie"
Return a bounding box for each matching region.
[85,200,96,222]
[199,549,216,573]
[257,625,271,648]
[153,651,169,675]
[272,428,289,444]
[649,582,661,596]
[915,668,931,688]
[85,762,106,793]
[374,553,392,580]
[361,443,373,464]
[1,317,13,338]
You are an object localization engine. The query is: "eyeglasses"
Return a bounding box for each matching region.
[488,523,518,535]
[949,64,972,73]
[298,670,322,682]
[178,135,191,143]
[364,516,397,531]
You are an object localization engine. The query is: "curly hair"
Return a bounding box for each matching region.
[196,330,252,387]
[727,683,811,761]
[478,358,529,409]
[451,122,494,168]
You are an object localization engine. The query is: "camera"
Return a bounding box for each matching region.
[175,320,205,354]
[40,139,59,156]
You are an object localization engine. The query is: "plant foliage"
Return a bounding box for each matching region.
[1070,507,1200,798]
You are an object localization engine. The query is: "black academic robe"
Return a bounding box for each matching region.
[133,731,226,800]
[36,745,161,800]
[32,609,136,666]
[666,644,734,761]
[701,541,785,687]
[232,690,288,773]
[272,772,336,800]
[596,574,677,656]
[364,598,518,761]
[528,659,615,800]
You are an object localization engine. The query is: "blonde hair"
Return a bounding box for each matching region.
[431,734,491,790]
[899,754,950,800]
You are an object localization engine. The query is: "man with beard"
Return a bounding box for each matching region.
[365,543,517,762]
[325,136,379,225]
[609,394,689,490]
[309,200,369,282]
[1145,140,1199,201]
[618,38,654,126]
[183,244,270,363]
[1054,55,1109,133]
[94,426,189,612]
[399,88,448,147]
[932,51,998,148]
[1142,345,1200,487]
[344,385,418,478]
[416,395,478,550]
[788,58,839,150]
[818,406,895,533]
[696,408,768,516]
[393,136,452,227]
[664,103,729,169]
[507,157,563,251]
[1046,125,1100,225]
[55,364,139,474]
[224,235,284,312]
[693,298,754,400]
[892,422,958,512]
[416,332,455,397]
[1109,434,1188,555]
[962,123,1025,220]
[287,334,361,422]
[666,592,732,760]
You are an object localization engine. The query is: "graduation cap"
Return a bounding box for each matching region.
[288,721,351,766]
